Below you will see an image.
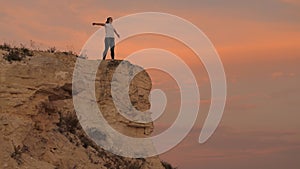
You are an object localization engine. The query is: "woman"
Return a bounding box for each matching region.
[92,17,120,60]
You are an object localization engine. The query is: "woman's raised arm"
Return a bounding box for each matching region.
[92,22,105,26]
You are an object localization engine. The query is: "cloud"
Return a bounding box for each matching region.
[271,71,296,79]
[160,126,300,169]
[280,0,300,6]
[224,93,270,112]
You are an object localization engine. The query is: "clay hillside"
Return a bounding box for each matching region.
[0,45,176,169]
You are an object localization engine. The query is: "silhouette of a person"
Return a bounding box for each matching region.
[92,17,120,60]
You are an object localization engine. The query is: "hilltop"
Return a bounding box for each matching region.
[0,46,174,169]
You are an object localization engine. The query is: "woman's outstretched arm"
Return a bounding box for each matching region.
[92,22,105,26]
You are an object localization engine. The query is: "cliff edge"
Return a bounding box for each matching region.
[0,48,165,169]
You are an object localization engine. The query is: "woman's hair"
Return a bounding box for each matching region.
[106,17,112,23]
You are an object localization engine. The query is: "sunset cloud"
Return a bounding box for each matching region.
[271,71,296,79]
[159,126,300,168]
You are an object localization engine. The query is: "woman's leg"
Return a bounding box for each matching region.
[110,46,115,60]
[102,38,109,60]
[109,38,115,60]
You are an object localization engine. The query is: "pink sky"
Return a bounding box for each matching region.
[1,0,300,168]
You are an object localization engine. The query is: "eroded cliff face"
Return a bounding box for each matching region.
[0,50,164,169]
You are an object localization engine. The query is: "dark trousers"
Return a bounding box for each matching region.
[103,37,115,60]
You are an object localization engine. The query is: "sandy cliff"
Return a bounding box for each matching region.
[0,49,165,169]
